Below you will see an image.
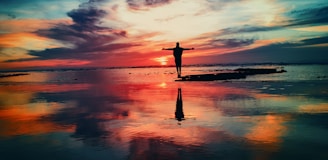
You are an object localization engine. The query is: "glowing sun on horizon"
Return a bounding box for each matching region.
[154,56,168,66]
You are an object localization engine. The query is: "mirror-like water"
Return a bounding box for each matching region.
[1,65,328,160]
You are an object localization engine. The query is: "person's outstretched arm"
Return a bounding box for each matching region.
[182,48,195,50]
[162,48,174,50]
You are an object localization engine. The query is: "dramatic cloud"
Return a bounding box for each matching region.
[210,38,256,48]
[286,5,328,27]
[1,0,328,69]
[67,6,107,31]
[16,0,135,65]
[196,36,328,64]
[300,36,328,46]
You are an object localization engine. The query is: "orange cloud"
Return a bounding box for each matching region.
[248,38,286,49]
[0,18,72,33]
[0,47,35,62]
[293,25,328,32]
[0,31,75,64]
[0,32,66,49]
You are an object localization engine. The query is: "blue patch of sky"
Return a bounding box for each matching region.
[0,0,81,20]
[277,0,327,8]
[277,0,328,16]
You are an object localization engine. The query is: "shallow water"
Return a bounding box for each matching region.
[1,65,328,160]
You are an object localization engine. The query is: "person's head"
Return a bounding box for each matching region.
[176,42,180,47]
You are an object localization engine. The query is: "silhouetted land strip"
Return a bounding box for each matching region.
[0,73,29,78]
[177,68,286,81]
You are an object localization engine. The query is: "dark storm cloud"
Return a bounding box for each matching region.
[216,6,328,36]
[195,25,280,48]
[286,5,328,26]
[67,7,107,31]
[22,43,133,61]
[9,0,135,62]
[201,36,328,64]
[202,4,328,50]
[211,38,256,48]
[126,0,172,10]
[300,36,328,46]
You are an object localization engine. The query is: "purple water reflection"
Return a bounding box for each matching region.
[1,65,328,160]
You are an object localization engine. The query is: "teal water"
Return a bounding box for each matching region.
[0,64,328,160]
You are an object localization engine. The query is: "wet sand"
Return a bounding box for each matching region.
[0,65,328,160]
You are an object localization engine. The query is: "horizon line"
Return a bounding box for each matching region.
[1,62,327,73]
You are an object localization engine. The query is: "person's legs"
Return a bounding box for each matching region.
[178,61,181,77]
[175,64,179,75]
[178,58,182,77]
[178,66,181,77]
[175,59,181,77]
[175,62,179,77]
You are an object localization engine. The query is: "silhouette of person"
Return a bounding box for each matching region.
[175,88,184,122]
[162,42,194,78]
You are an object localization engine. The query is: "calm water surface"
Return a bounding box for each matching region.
[1,65,328,160]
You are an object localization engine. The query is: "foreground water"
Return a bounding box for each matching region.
[1,64,328,160]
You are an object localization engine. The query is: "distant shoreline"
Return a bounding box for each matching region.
[0,73,29,78]
[0,62,327,73]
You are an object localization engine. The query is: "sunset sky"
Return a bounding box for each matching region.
[0,0,327,69]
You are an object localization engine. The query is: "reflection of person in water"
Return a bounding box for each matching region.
[175,88,184,122]
[162,42,194,78]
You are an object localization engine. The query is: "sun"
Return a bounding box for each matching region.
[153,56,168,66]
